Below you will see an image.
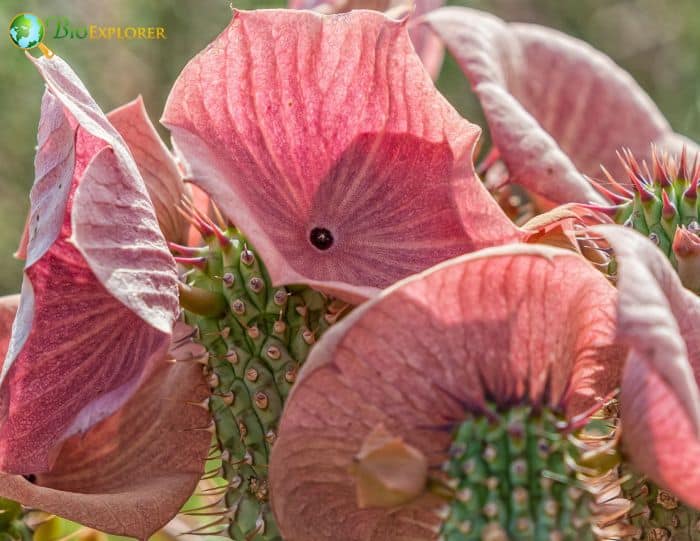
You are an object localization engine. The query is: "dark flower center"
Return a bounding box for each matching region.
[23,474,36,484]
[309,227,334,250]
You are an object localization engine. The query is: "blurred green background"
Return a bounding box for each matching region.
[0,0,698,295]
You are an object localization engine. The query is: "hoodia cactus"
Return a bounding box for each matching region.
[591,148,700,270]
[269,244,633,541]
[174,211,348,540]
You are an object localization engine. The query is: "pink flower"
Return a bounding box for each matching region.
[423,8,700,206]
[106,96,191,244]
[161,9,522,303]
[0,297,209,539]
[0,55,210,537]
[269,243,624,540]
[595,225,700,509]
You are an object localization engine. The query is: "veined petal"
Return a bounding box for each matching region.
[270,244,622,540]
[0,56,178,474]
[288,0,445,79]
[594,225,700,507]
[162,9,520,302]
[0,360,210,540]
[107,96,190,244]
[424,8,690,205]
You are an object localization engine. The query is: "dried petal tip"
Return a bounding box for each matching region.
[351,424,428,508]
[672,227,700,293]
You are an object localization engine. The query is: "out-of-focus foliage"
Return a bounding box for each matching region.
[0,0,698,295]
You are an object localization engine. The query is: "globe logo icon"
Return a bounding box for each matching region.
[8,13,45,50]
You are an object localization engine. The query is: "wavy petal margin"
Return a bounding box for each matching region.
[270,244,622,540]
[162,9,521,302]
[0,55,178,474]
[107,96,189,244]
[423,8,696,205]
[595,225,700,508]
[288,0,445,79]
[0,360,210,540]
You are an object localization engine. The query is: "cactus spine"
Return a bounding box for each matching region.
[174,221,347,540]
[591,147,700,265]
[622,473,700,541]
[437,405,623,541]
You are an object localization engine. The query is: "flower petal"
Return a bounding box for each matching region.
[270,244,622,540]
[288,1,445,79]
[0,56,178,474]
[107,96,190,244]
[0,360,210,540]
[0,295,19,365]
[672,226,700,294]
[162,9,520,302]
[594,225,700,506]
[424,8,686,205]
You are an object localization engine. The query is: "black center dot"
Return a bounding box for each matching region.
[309,227,334,250]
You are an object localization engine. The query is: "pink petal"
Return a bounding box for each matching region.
[0,360,210,540]
[594,225,700,505]
[0,295,19,365]
[424,8,684,205]
[271,244,622,540]
[0,56,178,474]
[657,132,700,159]
[618,353,700,509]
[107,96,190,243]
[408,0,445,79]
[162,9,520,302]
[673,226,700,294]
[288,1,445,79]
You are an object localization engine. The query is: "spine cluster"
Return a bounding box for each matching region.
[437,405,622,541]
[622,472,700,541]
[591,148,700,264]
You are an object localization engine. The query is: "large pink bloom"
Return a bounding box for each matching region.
[0,55,212,538]
[0,54,180,474]
[423,8,700,206]
[596,225,700,509]
[270,244,624,540]
[162,9,521,303]
[0,294,211,539]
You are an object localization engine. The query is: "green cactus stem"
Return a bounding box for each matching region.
[0,498,32,541]
[174,223,348,541]
[436,404,624,541]
[590,147,700,266]
[621,472,700,541]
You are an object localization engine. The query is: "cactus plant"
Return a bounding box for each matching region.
[593,226,700,540]
[591,148,700,264]
[175,212,348,540]
[269,244,631,541]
